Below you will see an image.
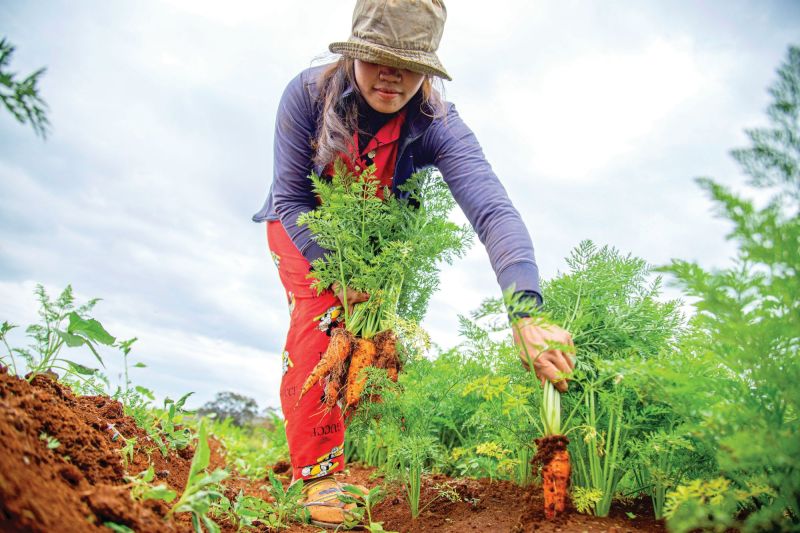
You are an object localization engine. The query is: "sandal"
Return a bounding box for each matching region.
[300,476,365,529]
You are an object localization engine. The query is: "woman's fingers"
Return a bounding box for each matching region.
[537,359,568,393]
[353,290,370,303]
[551,350,572,376]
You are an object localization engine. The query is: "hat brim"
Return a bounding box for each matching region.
[329,37,451,81]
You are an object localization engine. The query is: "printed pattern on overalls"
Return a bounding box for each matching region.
[267,109,407,481]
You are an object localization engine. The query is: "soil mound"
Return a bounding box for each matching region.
[0,366,184,532]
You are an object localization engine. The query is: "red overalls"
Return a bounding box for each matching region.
[266,109,407,481]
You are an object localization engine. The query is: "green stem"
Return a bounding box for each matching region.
[541,380,561,435]
[336,238,350,325]
[50,365,106,394]
[29,338,65,382]
[1,336,19,377]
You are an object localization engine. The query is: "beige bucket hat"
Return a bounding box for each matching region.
[329,0,451,81]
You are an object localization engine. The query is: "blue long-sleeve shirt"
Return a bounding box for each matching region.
[252,64,543,300]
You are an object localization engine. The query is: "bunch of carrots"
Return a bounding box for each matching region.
[298,328,401,412]
[296,160,471,413]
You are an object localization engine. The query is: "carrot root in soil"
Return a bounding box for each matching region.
[533,435,571,519]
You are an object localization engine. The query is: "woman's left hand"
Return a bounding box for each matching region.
[512,318,575,392]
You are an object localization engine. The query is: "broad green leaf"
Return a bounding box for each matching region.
[188,422,211,481]
[56,329,84,348]
[141,465,155,482]
[201,514,221,533]
[135,385,155,400]
[66,312,115,345]
[144,485,177,503]
[175,391,195,411]
[64,359,98,376]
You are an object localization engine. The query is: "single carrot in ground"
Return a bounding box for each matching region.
[299,328,354,400]
[534,435,571,519]
[345,337,377,408]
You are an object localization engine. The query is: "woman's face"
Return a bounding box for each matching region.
[354,59,425,114]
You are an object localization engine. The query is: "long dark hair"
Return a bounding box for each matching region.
[312,56,445,170]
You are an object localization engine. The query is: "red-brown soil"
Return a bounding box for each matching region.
[0,366,266,533]
[0,365,664,532]
[286,465,665,532]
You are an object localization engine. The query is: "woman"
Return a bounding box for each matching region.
[251,0,575,526]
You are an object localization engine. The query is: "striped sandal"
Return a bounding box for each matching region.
[300,476,364,529]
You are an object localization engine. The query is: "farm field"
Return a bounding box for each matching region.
[0,366,663,532]
[1,23,798,533]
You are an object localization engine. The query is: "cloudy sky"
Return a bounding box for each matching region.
[1,1,798,411]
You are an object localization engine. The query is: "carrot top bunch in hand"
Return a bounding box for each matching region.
[296,160,472,411]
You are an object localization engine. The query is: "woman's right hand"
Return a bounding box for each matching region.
[331,281,369,316]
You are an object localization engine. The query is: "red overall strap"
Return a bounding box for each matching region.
[325,108,407,198]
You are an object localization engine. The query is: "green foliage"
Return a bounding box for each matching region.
[119,435,137,469]
[38,431,60,450]
[298,161,472,337]
[642,45,800,532]
[346,353,472,517]
[629,430,697,520]
[0,37,49,138]
[208,413,288,480]
[125,464,177,503]
[664,478,775,533]
[212,489,275,532]
[571,486,603,515]
[197,391,259,427]
[0,284,118,389]
[167,421,229,533]
[338,484,397,532]
[156,393,195,454]
[261,471,309,529]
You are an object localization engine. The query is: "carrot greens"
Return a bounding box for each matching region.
[297,159,472,339]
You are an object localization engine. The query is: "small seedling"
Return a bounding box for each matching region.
[39,431,60,450]
[124,464,177,503]
[338,484,397,533]
[167,422,228,533]
[262,471,309,529]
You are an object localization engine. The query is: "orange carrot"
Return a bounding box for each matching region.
[534,435,571,519]
[299,328,354,400]
[543,448,570,518]
[374,329,401,382]
[324,378,338,409]
[324,358,349,409]
[345,337,377,408]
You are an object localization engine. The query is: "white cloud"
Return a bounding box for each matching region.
[1,0,796,414]
[488,38,718,183]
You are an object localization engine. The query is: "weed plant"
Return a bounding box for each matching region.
[167,421,229,532]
